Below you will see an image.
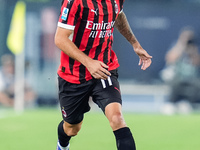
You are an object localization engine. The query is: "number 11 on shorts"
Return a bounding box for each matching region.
[101,76,112,88]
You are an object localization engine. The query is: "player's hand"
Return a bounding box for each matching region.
[134,47,152,70]
[85,59,111,80]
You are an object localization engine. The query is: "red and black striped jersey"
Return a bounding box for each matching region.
[57,0,124,84]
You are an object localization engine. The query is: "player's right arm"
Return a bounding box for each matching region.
[54,27,111,80]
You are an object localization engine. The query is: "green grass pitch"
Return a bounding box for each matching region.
[0,108,199,150]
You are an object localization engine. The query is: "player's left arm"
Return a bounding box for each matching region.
[114,11,152,70]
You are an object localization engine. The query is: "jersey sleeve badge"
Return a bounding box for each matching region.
[114,1,119,14]
[61,7,69,21]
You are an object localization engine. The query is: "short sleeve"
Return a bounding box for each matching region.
[119,0,125,13]
[115,0,125,14]
[58,0,81,30]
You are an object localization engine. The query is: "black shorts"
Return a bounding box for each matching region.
[58,69,122,124]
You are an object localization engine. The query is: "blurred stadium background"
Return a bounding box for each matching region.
[1,0,200,112]
[0,0,200,149]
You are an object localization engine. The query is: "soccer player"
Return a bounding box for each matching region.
[55,0,152,150]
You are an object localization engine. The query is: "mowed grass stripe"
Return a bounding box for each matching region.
[0,109,199,150]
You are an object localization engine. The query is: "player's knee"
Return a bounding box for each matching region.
[65,129,78,136]
[63,127,80,137]
[63,123,82,137]
[109,112,126,130]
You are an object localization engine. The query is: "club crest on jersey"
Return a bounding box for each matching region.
[114,1,119,14]
[61,7,69,21]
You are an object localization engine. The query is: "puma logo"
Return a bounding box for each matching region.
[91,8,98,16]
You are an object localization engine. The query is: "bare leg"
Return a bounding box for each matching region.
[105,102,136,150]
